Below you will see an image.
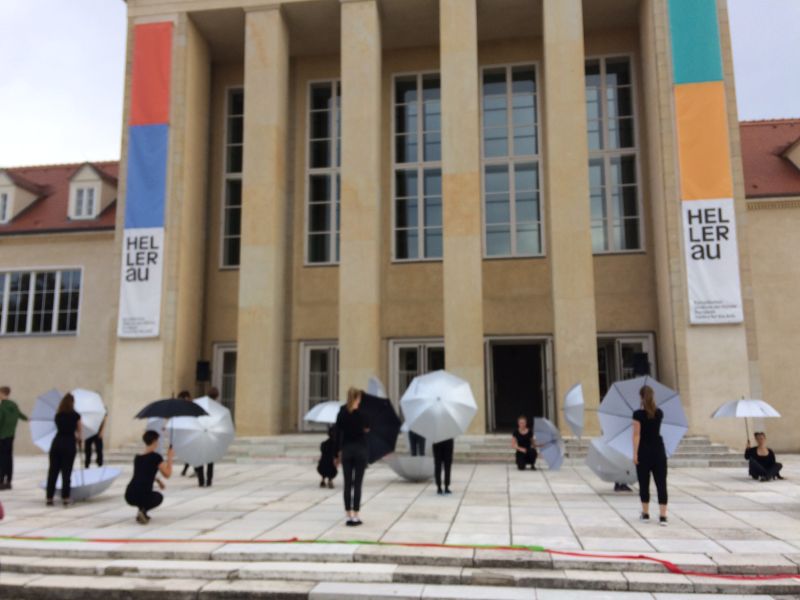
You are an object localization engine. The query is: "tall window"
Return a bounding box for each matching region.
[597,335,655,397]
[585,57,641,253]
[213,343,237,419]
[73,187,96,219]
[393,74,442,261]
[0,269,81,335]
[307,81,341,264]
[392,340,445,401]
[481,65,542,258]
[0,192,8,223]
[222,88,244,267]
[301,343,339,429]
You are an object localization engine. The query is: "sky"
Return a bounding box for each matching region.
[0,0,798,167]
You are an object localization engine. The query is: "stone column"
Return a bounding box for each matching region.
[439,0,486,432]
[542,0,601,433]
[234,6,290,435]
[338,0,382,400]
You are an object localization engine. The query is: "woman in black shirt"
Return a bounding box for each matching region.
[511,415,537,471]
[125,430,174,524]
[745,432,783,481]
[632,385,668,526]
[336,387,369,526]
[46,393,82,506]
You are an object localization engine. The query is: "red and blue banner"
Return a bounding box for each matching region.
[668,0,743,324]
[118,22,173,338]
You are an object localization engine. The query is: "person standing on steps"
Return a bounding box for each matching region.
[0,386,28,490]
[125,430,174,524]
[632,385,668,526]
[433,438,454,495]
[46,393,82,507]
[84,414,106,468]
[194,387,220,488]
[335,387,369,527]
[511,415,537,471]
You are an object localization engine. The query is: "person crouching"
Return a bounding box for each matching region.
[125,430,174,524]
[745,432,783,482]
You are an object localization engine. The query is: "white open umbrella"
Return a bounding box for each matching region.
[712,398,781,440]
[39,466,121,502]
[586,438,637,485]
[534,417,565,470]
[304,401,343,425]
[400,370,477,444]
[563,383,585,438]
[169,396,235,466]
[72,388,107,439]
[384,454,434,482]
[367,376,388,399]
[598,376,688,459]
[30,389,62,453]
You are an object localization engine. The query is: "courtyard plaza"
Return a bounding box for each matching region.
[2,454,800,598]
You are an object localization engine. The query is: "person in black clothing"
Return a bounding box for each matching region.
[632,385,668,526]
[318,426,338,489]
[125,430,174,524]
[745,432,783,481]
[409,430,426,456]
[335,387,369,526]
[84,414,106,468]
[46,393,82,507]
[433,438,454,495]
[176,390,194,477]
[511,415,538,471]
[195,387,220,488]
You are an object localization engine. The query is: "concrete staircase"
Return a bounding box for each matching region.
[105,433,745,469]
[0,538,796,598]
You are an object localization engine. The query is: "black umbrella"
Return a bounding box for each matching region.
[359,392,401,463]
[134,398,209,419]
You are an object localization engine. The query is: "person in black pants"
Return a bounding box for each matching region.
[125,430,174,524]
[336,387,369,526]
[84,415,106,468]
[195,387,221,487]
[511,415,537,470]
[433,438,454,495]
[632,385,668,526]
[0,385,28,490]
[408,431,426,456]
[46,393,82,507]
[318,426,338,489]
[745,432,783,481]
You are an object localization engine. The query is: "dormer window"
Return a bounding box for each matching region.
[0,192,8,223]
[72,186,98,220]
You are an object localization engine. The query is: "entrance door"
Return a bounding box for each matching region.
[489,342,545,432]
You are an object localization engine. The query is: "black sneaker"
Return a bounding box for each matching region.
[352,518,363,526]
[639,513,650,522]
[345,518,356,527]
[437,489,444,495]
[659,516,668,527]
[444,489,452,495]
[619,484,632,492]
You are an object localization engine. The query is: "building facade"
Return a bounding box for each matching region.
[3,0,800,453]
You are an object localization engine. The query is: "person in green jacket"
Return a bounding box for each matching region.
[0,386,28,490]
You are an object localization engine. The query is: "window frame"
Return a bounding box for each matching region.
[479,62,546,260]
[71,184,100,220]
[389,338,445,407]
[585,54,645,255]
[0,266,83,337]
[219,86,244,270]
[212,342,237,418]
[298,341,340,431]
[596,333,657,396]
[391,71,443,263]
[0,192,9,223]
[304,79,342,267]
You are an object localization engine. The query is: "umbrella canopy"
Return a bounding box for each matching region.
[598,376,688,459]
[586,438,637,485]
[384,454,434,482]
[72,388,106,439]
[304,401,343,425]
[533,418,565,471]
[358,392,401,463]
[38,466,122,502]
[135,398,209,420]
[169,396,235,466]
[367,376,388,399]
[712,398,781,419]
[30,389,62,453]
[400,370,478,444]
[563,383,585,438]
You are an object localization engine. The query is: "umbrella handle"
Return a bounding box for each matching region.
[745,417,750,444]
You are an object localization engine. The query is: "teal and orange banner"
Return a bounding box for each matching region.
[668,0,743,324]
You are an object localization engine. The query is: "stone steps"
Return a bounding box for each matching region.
[0,546,798,597]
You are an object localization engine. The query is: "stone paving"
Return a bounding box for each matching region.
[1,453,800,556]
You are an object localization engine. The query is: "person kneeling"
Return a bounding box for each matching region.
[512,415,538,471]
[125,430,173,524]
[745,432,783,482]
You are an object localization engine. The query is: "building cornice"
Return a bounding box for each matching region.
[746,197,800,210]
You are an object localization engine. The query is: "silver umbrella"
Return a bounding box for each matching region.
[384,454,434,482]
[563,383,585,438]
[169,396,235,466]
[533,418,565,471]
[586,438,637,485]
[29,389,62,453]
[38,466,121,502]
[303,401,342,425]
[71,388,107,439]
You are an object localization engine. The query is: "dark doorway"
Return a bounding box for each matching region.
[490,343,545,432]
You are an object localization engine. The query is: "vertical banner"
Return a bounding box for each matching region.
[668,0,743,324]
[118,22,173,338]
